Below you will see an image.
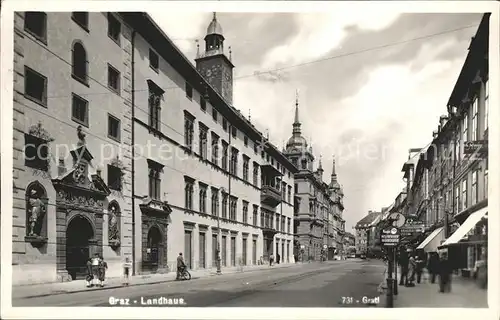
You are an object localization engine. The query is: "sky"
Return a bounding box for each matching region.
[149,10,483,231]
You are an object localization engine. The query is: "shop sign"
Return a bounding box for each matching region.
[380,227,400,247]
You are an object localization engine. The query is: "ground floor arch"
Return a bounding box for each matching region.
[66,214,96,280]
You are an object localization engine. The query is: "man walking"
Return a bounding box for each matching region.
[398,248,409,286]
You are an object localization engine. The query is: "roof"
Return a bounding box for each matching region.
[355,211,382,229]
[119,12,298,174]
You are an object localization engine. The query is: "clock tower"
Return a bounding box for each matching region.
[195,13,235,105]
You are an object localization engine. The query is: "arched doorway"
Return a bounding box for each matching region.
[66,215,94,280]
[146,226,162,270]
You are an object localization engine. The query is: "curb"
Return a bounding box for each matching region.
[15,263,301,299]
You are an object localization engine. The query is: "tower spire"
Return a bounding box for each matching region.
[331,155,337,181]
[318,155,323,171]
[292,89,301,136]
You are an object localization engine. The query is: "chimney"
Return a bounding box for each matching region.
[58,157,66,176]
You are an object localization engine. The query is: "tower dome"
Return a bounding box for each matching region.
[206,12,224,36]
[285,92,308,153]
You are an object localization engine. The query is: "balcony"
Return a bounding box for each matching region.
[262,226,277,238]
[261,185,282,207]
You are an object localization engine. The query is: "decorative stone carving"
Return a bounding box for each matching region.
[25,182,48,247]
[77,125,86,147]
[108,201,121,250]
[28,121,55,142]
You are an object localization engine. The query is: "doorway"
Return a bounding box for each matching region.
[147,226,162,270]
[66,215,95,280]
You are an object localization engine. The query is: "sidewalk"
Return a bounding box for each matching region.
[380,274,487,308]
[12,262,300,300]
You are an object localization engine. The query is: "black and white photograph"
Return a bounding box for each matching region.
[0,0,499,318]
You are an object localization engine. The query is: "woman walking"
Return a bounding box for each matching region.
[427,252,440,284]
[123,257,132,286]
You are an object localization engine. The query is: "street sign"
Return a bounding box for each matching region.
[388,212,406,227]
[380,227,400,247]
[400,219,425,236]
[323,245,327,249]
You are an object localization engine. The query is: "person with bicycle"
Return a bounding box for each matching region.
[176,252,186,280]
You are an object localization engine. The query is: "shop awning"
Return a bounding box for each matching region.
[440,207,488,248]
[416,227,444,252]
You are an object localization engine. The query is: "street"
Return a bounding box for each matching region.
[13,259,385,307]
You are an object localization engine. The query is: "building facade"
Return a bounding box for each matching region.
[12,12,297,285]
[284,102,345,261]
[354,211,380,255]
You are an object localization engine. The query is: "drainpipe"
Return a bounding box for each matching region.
[131,29,137,275]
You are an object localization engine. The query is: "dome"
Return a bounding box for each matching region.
[207,14,223,36]
[329,180,341,190]
[286,135,308,152]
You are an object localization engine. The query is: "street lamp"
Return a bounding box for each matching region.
[216,187,225,275]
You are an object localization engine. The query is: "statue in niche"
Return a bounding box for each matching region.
[108,203,120,245]
[27,188,46,236]
[77,125,86,147]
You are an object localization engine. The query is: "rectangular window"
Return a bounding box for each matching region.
[242,238,247,266]
[199,183,207,213]
[276,214,280,231]
[107,13,121,44]
[462,113,468,143]
[148,90,161,130]
[184,177,194,210]
[199,123,208,159]
[211,187,219,216]
[252,205,258,227]
[185,82,193,99]
[484,80,489,132]
[294,183,298,194]
[222,141,228,171]
[229,196,237,221]
[221,235,227,267]
[107,64,120,93]
[471,170,478,206]
[24,134,49,171]
[243,155,249,181]
[287,217,291,233]
[231,126,237,138]
[260,211,265,228]
[472,98,478,141]
[212,108,218,122]
[281,216,285,231]
[231,236,236,266]
[72,12,88,30]
[184,113,195,150]
[149,49,159,71]
[461,179,467,211]
[242,201,249,224]
[72,93,89,126]
[222,118,228,132]
[455,185,460,214]
[107,114,120,141]
[287,186,292,203]
[107,164,122,191]
[211,132,219,165]
[252,239,257,265]
[24,12,47,42]
[230,148,239,176]
[24,66,48,106]
[253,163,259,186]
[200,97,206,111]
[244,136,248,147]
[148,161,162,200]
[199,232,206,269]
[221,193,228,219]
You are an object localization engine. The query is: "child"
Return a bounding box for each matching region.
[98,255,108,287]
[123,257,132,286]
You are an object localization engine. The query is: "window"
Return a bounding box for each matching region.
[243,155,249,181]
[252,205,258,226]
[244,136,248,147]
[24,134,49,171]
[108,114,120,141]
[211,133,219,165]
[222,141,228,171]
[260,211,265,228]
[199,123,208,159]
[199,183,207,213]
[24,66,47,106]
[253,163,259,185]
[484,80,489,132]
[24,12,47,42]
[230,148,238,176]
[221,193,228,219]
[461,179,467,210]
[107,164,122,191]
[229,197,237,221]
[455,185,460,213]
[287,186,292,203]
[72,42,88,84]
[281,216,285,231]
[148,160,163,200]
[212,108,218,122]
[471,170,478,206]
[282,182,286,199]
[287,217,291,233]
[184,112,195,150]
[211,188,219,216]
[231,126,237,138]
[148,90,161,131]
[185,82,193,99]
[107,64,120,92]
[294,183,298,193]
[471,98,478,141]
[242,201,249,224]
[72,12,88,30]
[107,13,121,43]
[200,97,206,111]
[222,118,228,131]
[184,177,194,210]
[149,49,159,71]
[72,93,89,126]
[462,113,468,143]
[253,142,258,154]
[301,159,307,169]
[276,214,280,231]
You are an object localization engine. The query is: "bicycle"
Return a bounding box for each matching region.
[179,267,191,280]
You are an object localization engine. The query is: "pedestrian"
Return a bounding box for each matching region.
[415,253,425,284]
[98,254,108,287]
[85,258,93,288]
[176,252,186,280]
[398,249,409,286]
[269,254,274,266]
[427,252,440,283]
[438,252,452,293]
[91,253,100,286]
[123,257,132,286]
[277,253,281,264]
[407,253,416,287]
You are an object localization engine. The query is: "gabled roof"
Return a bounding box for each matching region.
[355,211,381,228]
